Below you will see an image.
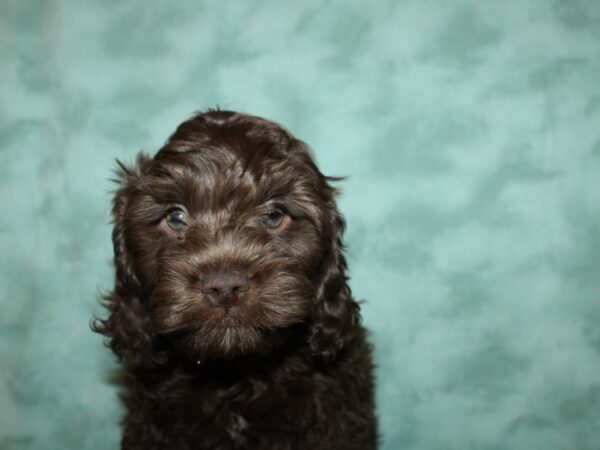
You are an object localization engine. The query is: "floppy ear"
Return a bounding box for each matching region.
[92,154,161,367]
[309,182,361,360]
[111,159,141,294]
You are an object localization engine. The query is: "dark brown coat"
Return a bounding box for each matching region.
[93,110,377,450]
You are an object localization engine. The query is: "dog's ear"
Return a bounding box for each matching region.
[309,181,361,360]
[92,153,161,366]
[110,156,145,293]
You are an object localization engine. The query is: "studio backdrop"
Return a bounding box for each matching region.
[1,1,599,449]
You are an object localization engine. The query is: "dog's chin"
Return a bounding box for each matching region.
[172,322,281,360]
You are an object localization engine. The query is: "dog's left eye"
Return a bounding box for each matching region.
[261,210,288,230]
[165,209,188,231]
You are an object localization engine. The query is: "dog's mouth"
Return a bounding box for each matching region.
[212,314,250,329]
[149,280,312,358]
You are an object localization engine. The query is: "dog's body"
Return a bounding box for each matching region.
[94,110,377,450]
[119,327,375,450]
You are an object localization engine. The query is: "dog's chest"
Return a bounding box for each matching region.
[224,412,249,446]
[191,376,321,447]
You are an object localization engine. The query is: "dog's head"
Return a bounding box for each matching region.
[96,111,359,364]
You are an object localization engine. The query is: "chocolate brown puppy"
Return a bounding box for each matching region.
[94,110,377,450]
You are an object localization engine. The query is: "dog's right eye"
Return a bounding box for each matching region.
[165,209,188,231]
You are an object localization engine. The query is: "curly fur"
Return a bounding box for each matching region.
[93,110,377,450]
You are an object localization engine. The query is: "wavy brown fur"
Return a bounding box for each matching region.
[93,110,377,450]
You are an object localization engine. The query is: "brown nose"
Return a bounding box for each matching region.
[200,271,250,309]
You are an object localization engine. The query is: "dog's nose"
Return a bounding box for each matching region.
[200,271,250,309]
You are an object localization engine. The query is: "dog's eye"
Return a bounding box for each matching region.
[261,210,288,231]
[165,209,188,231]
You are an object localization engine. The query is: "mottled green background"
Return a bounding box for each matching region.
[1,1,600,449]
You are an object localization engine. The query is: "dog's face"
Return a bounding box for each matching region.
[115,113,338,359]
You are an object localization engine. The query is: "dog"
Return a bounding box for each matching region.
[93,110,377,449]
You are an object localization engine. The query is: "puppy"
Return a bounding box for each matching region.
[94,110,377,450]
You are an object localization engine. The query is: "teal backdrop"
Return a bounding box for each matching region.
[1,1,599,449]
